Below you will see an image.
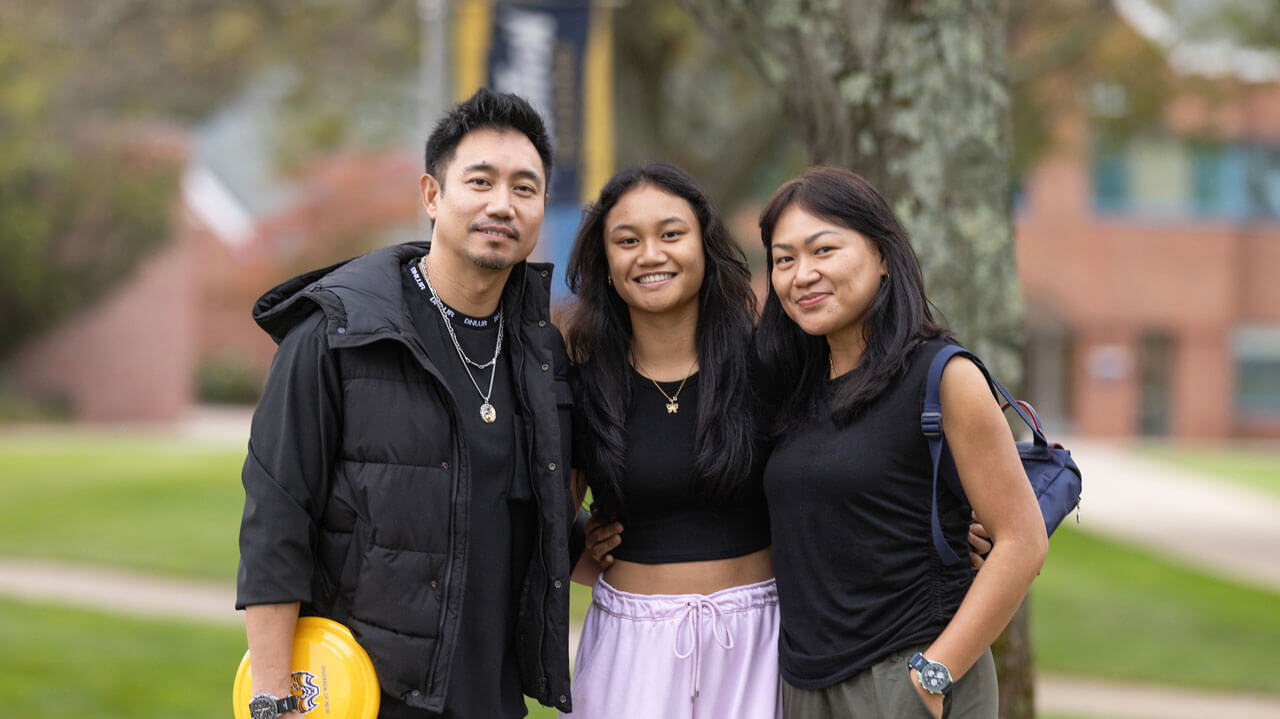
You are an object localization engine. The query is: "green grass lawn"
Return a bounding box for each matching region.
[0,595,565,719]
[0,595,247,719]
[3,437,1279,704]
[1032,525,1280,694]
[0,436,244,581]
[0,435,584,719]
[1136,444,1280,499]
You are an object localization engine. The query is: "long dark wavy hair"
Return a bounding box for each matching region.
[565,163,758,518]
[756,166,947,436]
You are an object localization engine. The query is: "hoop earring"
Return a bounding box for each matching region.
[607,276,613,287]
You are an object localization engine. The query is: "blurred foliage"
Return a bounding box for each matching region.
[0,390,73,423]
[1010,0,1280,172]
[196,358,264,405]
[613,0,804,209]
[1009,0,1173,175]
[5,0,1279,358]
[0,0,416,358]
[0,1,417,140]
[0,144,178,359]
[1156,0,1280,49]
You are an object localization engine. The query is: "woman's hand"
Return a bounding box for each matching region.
[909,669,945,719]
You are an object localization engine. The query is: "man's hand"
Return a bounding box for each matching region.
[586,518,623,570]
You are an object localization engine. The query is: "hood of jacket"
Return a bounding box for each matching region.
[251,241,555,347]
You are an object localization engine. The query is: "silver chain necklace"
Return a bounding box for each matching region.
[418,256,503,423]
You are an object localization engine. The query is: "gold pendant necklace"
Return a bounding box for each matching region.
[637,358,697,414]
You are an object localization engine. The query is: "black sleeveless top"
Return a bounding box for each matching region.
[763,337,973,689]
[579,368,771,564]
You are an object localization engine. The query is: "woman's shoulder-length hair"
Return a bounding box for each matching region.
[755,166,947,435]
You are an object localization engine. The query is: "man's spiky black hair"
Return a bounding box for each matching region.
[424,87,553,189]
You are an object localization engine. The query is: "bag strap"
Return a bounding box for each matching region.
[922,343,1047,565]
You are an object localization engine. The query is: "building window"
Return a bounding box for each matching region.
[1235,327,1280,417]
[1190,142,1224,216]
[1092,134,1280,220]
[1245,147,1280,218]
[1092,138,1129,213]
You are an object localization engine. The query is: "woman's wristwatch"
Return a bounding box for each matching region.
[908,652,954,695]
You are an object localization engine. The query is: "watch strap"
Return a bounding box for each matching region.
[251,692,299,718]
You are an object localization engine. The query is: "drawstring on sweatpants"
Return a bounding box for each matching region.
[673,596,735,702]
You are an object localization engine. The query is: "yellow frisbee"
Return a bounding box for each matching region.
[232,617,380,719]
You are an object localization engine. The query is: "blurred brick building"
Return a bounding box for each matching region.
[16,2,1280,438]
[1017,7,1280,439]
[14,82,423,422]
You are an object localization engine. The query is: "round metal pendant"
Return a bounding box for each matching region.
[480,403,497,423]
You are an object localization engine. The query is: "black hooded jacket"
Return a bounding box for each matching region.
[236,242,574,713]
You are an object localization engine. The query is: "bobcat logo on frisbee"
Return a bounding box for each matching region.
[291,670,321,714]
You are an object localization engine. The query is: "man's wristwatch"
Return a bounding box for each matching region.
[248,692,299,719]
[908,652,954,695]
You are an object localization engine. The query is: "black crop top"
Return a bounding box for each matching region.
[588,368,771,564]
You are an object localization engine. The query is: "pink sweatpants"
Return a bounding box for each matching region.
[563,577,782,719]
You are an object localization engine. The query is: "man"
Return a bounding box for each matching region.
[237,88,574,719]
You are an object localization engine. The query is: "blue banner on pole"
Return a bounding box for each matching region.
[485,2,593,299]
[488,2,590,204]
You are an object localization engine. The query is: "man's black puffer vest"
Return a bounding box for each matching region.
[249,242,574,713]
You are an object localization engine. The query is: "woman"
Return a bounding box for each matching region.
[563,163,781,718]
[755,166,1047,719]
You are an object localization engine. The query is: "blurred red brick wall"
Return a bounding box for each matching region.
[1016,86,1280,439]
[15,234,197,422]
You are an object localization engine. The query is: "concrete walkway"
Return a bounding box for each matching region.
[1037,675,1280,719]
[1065,438,1280,592]
[0,557,238,625]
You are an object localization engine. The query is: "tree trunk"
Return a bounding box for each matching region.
[682,2,1033,717]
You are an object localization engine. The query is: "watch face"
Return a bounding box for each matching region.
[921,662,951,692]
[248,695,276,719]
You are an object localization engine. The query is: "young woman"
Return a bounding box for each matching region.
[562,163,781,718]
[755,166,1047,719]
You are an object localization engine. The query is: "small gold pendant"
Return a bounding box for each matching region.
[665,400,679,414]
[480,403,497,423]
